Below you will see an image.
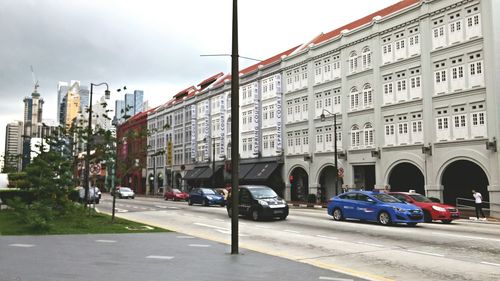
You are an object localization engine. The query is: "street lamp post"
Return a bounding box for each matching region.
[320,109,339,197]
[84,82,110,208]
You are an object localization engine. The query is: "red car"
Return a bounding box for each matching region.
[389,192,460,223]
[164,188,189,201]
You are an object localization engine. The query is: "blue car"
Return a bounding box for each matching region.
[188,187,225,207]
[327,190,424,226]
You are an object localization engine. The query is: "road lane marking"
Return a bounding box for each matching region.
[319,277,353,281]
[357,242,383,247]
[176,236,195,239]
[132,206,139,209]
[481,261,500,267]
[431,232,500,243]
[194,222,229,231]
[95,240,117,243]
[214,219,225,222]
[9,244,34,247]
[254,225,271,229]
[283,229,300,234]
[188,244,211,247]
[315,235,338,240]
[407,250,444,257]
[146,255,174,260]
[115,208,128,213]
[155,205,168,209]
[215,229,248,236]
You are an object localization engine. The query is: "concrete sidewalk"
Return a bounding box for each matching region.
[0,233,367,281]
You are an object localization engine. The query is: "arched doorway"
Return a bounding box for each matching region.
[318,166,338,203]
[388,162,424,194]
[148,173,154,193]
[442,160,489,205]
[290,167,308,202]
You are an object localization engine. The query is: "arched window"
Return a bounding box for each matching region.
[362,84,373,108]
[364,123,374,147]
[362,47,372,69]
[349,51,358,73]
[349,87,360,110]
[351,124,360,148]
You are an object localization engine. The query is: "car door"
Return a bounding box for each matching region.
[355,194,378,221]
[191,188,202,204]
[239,188,252,216]
[339,193,358,218]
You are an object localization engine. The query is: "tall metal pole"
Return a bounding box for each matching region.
[230,0,240,255]
[84,84,94,207]
[333,114,339,195]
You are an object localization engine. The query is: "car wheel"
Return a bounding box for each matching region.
[251,209,260,221]
[96,199,100,204]
[333,208,344,221]
[131,196,134,199]
[188,199,193,206]
[203,199,209,207]
[119,194,122,199]
[441,219,452,224]
[378,211,392,226]
[423,210,432,223]
[407,222,418,227]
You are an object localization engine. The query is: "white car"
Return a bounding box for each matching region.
[116,187,135,199]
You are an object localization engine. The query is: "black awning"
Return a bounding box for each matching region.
[183,167,209,180]
[238,163,255,180]
[197,166,222,180]
[244,162,280,181]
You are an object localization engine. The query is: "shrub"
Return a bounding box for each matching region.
[0,190,35,204]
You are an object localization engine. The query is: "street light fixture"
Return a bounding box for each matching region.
[84,82,110,208]
[320,109,339,196]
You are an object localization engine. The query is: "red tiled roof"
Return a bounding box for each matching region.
[211,74,232,89]
[307,0,420,49]
[173,85,197,99]
[197,72,224,88]
[239,45,300,75]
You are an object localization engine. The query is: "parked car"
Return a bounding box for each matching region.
[327,190,424,226]
[389,191,460,223]
[188,188,225,206]
[77,186,100,204]
[93,187,102,199]
[226,185,288,221]
[115,187,135,199]
[164,188,189,201]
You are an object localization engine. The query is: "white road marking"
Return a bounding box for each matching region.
[407,250,444,257]
[176,236,195,239]
[283,229,300,234]
[115,208,128,213]
[194,222,229,231]
[431,232,500,243]
[319,277,354,281]
[215,229,248,236]
[357,242,383,247]
[188,244,211,247]
[167,207,180,210]
[146,255,174,260]
[132,206,139,209]
[254,225,271,229]
[155,205,168,209]
[95,240,117,243]
[9,244,34,248]
[481,261,500,267]
[315,235,338,240]
[214,219,225,222]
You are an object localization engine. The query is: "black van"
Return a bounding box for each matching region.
[226,185,288,221]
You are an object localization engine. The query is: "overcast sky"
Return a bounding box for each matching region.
[0,0,399,161]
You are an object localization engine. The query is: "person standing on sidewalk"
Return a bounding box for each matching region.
[472,189,486,219]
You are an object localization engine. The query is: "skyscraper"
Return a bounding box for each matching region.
[22,90,44,168]
[114,89,145,125]
[4,121,23,172]
[57,80,90,128]
[134,90,144,115]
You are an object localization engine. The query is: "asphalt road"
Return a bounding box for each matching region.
[96,195,500,281]
[0,233,362,281]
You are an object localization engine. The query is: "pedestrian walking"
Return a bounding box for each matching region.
[472,189,486,219]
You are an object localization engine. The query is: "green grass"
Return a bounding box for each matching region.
[0,209,169,235]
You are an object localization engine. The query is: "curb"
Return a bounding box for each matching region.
[289,203,327,209]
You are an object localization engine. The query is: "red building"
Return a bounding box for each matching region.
[116,109,155,194]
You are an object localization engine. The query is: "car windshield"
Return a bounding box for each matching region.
[372,193,401,203]
[120,188,132,192]
[409,194,432,203]
[201,188,216,195]
[172,189,181,193]
[249,188,278,199]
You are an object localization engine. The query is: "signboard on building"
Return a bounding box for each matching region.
[275,74,283,153]
[191,105,196,160]
[220,93,226,157]
[167,141,173,166]
[253,82,260,156]
[204,100,209,160]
